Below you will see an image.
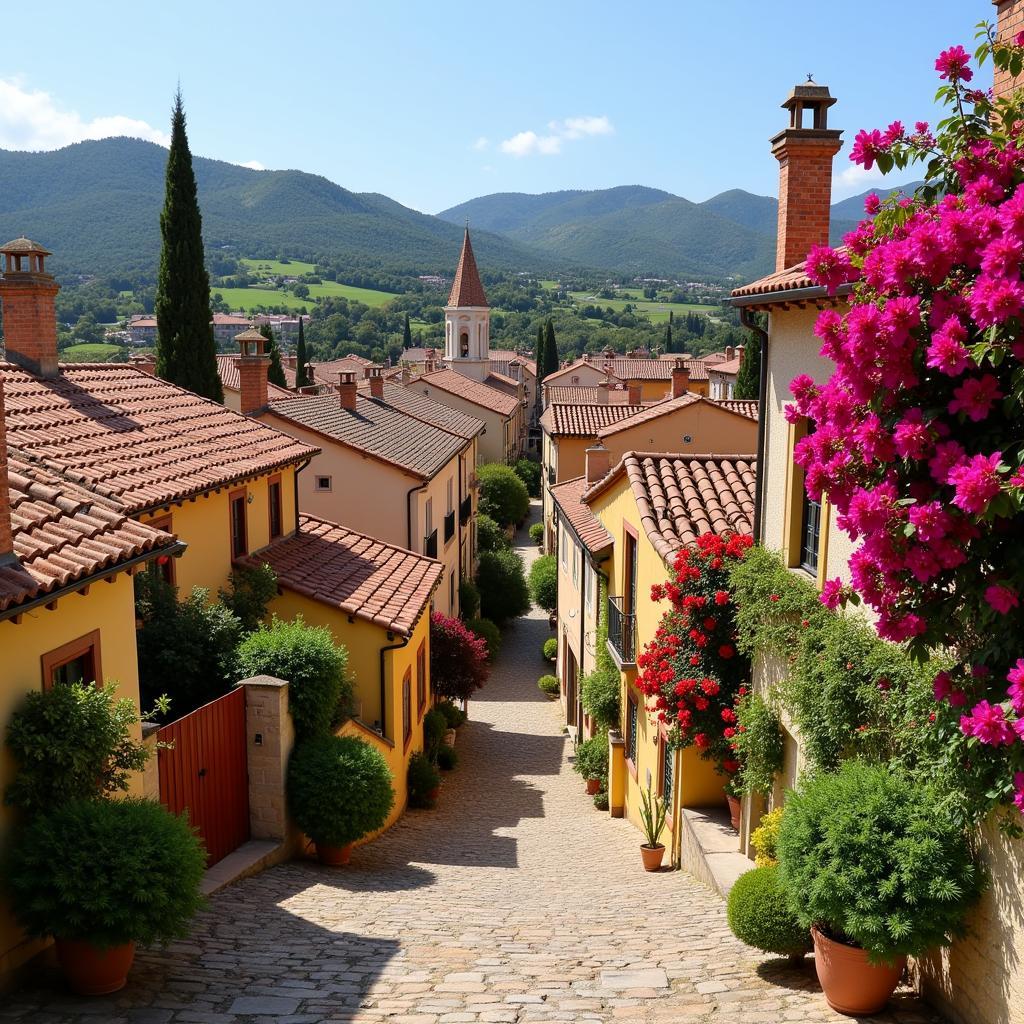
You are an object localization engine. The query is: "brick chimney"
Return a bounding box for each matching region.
[0,238,60,377]
[628,382,641,405]
[368,365,384,399]
[995,1,1024,99]
[338,370,358,410]
[363,364,373,380]
[234,328,269,415]
[771,84,843,271]
[130,352,157,375]
[671,358,690,399]
[0,375,13,564]
[585,442,611,484]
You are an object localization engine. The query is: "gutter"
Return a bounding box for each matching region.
[729,282,853,309]
[406,478,430,552]
[292,458,312,537]
[378,632,410,739]
[740,307,770,544]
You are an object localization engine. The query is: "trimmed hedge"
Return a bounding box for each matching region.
[727,866,811,958]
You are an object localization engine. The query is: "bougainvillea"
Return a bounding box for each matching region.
[788,26,1024,816]
[429,613,489,703]
[636,533,753,774]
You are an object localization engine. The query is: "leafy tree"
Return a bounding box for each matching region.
[478,463,529,528]
[476,549,530,623]
[217,563,278,632]
[535,322,545,369]
[430,612,489,702]
[664,320,673,354]
[528,554,558,612]
[295,316,310,387]
[154,91,222,402]
[734,339,761,400]
[403,313,412,348]
[476,513,510,552]
[259,324,288,388]
[542,318,559,379]
[513,458,541,498]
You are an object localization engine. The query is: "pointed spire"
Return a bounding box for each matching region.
[447,228,489,308]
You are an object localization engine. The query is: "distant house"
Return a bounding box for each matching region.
[707,346,743,400]
[128,312,253,347]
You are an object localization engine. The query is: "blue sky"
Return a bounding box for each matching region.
[0,2,992,213]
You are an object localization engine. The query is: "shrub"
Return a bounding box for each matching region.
[430,613,489,702]
[581,661,620,731]
[287,735,394,846]
[135,572,242,715]
[777,761,985,962]
[478,463,530,527]
[727,866,811,958]
[236,617,352,740]
[572,731,608,782]
[408,752,440,808]
[476,513,510,553]
[751,807,784,867]
[538,674,560,697]
[542,637,557,662]
[458,578,481,620]
[477,549,530,623]
[593,789,609,811]
[436,700,466,728]
[437,745,458,771]
[466,616,502,661]
[423,707,448,763]
[528,554,558,612]
[5,798,205,947]
[5,683,151,816]
[217,562,278,632]
[514,458,541,498]
[734,693,784,796]
[529,522,545,546]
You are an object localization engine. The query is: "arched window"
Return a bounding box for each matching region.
[460,331,469,357]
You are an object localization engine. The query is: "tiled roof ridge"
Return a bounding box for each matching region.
[419,367,519,416]
[596,392,701,438]
[582,450,756,501]
[549,475,613,554]
[356,380,485,440]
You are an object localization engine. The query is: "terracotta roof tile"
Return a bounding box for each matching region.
[447,229,489,307]
[311,356,374,384]
[539,402,645,437]
[418,368,519,417]
[355,379,484,440]
[243,514,442,636]
[545,384,636,405]
[544,356,708,385]
[730,251,854,303]
[1,451,178,612]
[714,399,759,421]
[596,393,701,438]
[709,356,742,375]
[2,363,319,514]
[490,352,537,378]
[216,356,294,399]
[550,476,612,554]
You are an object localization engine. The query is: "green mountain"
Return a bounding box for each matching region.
[0,138,565,280]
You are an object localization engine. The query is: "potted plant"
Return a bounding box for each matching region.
[408,751,441,808]
[638,785,667,871]
[571,731,608,795]
[723,774,742,831]
[778,761,984,1016]
[537,674,560,700]
[287,735,395,865]
[726,865,811,962]
[5,798,205,995]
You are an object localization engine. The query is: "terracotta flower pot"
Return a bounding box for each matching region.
[640,843,665,872]
[56,938,135,995]
[316,841,354,866]
[811,926,906,1016]
[586,778,602,795]
[725,793,741,831]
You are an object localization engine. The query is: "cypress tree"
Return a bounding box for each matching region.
[259,324,287,388]
[543,319,559,378]
[664,320,673,354]
[295,316,310,387]
[403,313,412,348]
[535,323,547,382]
[154,91,222,402]
[734,339,762,400]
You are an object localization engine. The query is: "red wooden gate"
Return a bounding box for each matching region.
[157,687,249,866]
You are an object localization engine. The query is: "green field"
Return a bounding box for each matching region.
[212,287,311,311]
[62,343,122,361]
[231,259,397,309]
[567,291,718,324]
[241,258,317,276]
[304,281,396,305]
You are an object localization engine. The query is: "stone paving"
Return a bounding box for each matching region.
[1,502,944,1024]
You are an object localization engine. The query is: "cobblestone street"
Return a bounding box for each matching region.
[1,505,943,1024]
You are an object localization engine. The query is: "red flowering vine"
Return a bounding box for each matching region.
[636,533,753,772]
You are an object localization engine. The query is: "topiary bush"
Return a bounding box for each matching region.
[514,458,542,498]
[466,616,502,661]
[437,744,458,771]
[236,616,353,740]
[430,613,489,701]
[727,865,811,959]
[458,578,481,620]
[538,674,560,698]
[478,463,530,528]
[436,700,466,729]
[777,761,985,962]
[5,798,205,947]
[5,683,151,816]
[287,735,394,846]
[572,732,608,783]
[542,637,557,662]
[408,751,441,808]
[528,554,558,613]
[593,789,609,811]
[580,661,620,731]
[751,807,784,867]
[477,549,530,623]
[529,522,545,546]
[476,513,510,553]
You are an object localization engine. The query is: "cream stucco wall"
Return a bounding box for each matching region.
[603,402,758,463]
[415,382,520,465]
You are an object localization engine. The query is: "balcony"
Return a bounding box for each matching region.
[607,595,636,666]
[424,529,438,559]
[444,510,455,543]
[460,494,473,524]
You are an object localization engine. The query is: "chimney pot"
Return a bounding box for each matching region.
[0,237,60,377]
[234,327,270,415]
[338,370,358,410]
[596,379,610,405]
[368,365,384,399]
[130,353,157,375]
[585,442,611,484]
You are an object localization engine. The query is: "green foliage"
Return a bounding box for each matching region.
[478,464,530,528]
[727,866,811,958]
[259,324,288,388]
[436,700,466,729]
[5,798,205,947]
[466,617,502,661]
[135,571,243,716]
[458,578,480,620]
[154,93,222,402]
[423,708,448,763]
[639,785,667,848]
[235,616,352,740]
[407,751,440,808]
[476,513,510,553]
[528,554,558,612]
[542,318,560,378]
[514,458,541,498]
[529,522,545,545]
[543,637,557,662]
[476,549,530,624]
[572,732,608,782]
[751,807,784,867]
[733,334,762,400]
[593,790,609,811]
[581,663,620,731]
[5,683,151,816]
[217,562,278,632]
[538,674,560,697]
[734,693,784,796]
[287,735,394,846]
[437,745,458,771]
[777,761,985,962]
[295,315,310,387]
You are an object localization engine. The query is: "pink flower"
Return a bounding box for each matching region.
[925,317,973,376]
[805,245,857,294]
[864,193,881,215]
[1014,772,1024,814]
[821,578,844,610]
[948,452,1003,515]
[960,700,1015,745]
[1007,660,1024,715]
[933,671,952,702]
[935,45,973,83]
[850,128,886,170]
[1016,30,1024,47]
[985,584,1020,615]
[948,375,1003,421]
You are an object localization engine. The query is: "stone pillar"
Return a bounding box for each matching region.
[236,675,294,840]
[608,729,626,818]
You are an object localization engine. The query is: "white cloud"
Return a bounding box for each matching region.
[499,115,614,158]
[0,77,170,150]
[832,162,886,199]
[471,136,489,151]
[238,159,265,170]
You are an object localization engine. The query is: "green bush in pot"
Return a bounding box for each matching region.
[572,732,608,785]
[727,865,811,958]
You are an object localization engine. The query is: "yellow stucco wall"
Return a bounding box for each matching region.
[603,402,757,463]
[0,573,143,979]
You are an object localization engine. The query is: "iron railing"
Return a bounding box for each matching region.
[424,529,438,559]
[444,511,456,543]
[460,494,473,524]
[607,595,636,665]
